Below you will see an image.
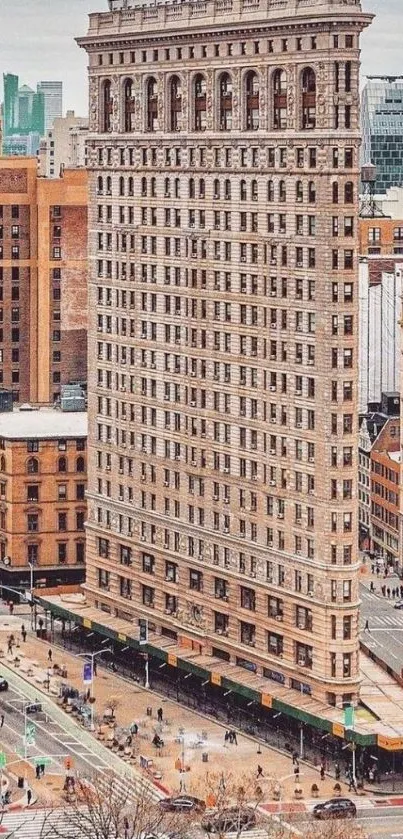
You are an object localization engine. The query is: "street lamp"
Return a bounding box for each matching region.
[139,619,149,688]
[76,648,112,731]
[28,561,34,629]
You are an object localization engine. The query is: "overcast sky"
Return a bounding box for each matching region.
[0,0,400,115]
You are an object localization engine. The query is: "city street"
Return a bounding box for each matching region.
[360,584,403,674]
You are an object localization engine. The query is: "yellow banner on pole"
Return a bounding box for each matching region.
[261,693,272,709]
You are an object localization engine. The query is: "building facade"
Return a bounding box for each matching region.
[0,158,88,404]
[359,218,403,257]
[358,417,371,551]
[79,0,372,708]
[361,77,403,194]
[38,111,88,179]
[0,406,87,589]
[370,417,400,568]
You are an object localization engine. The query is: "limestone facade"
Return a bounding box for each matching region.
[79,0,373,707]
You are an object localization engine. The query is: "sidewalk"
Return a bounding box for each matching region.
[0,623,358,806]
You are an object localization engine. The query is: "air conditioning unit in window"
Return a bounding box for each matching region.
[191,460,197,467]
[252,475,258,481]
[223,467,230,474]
[213,494,219,501]
[223,527,229,534]
[190,401,196,407]
[275,614,283,622]
[250,570,256,578]
[174,455,180,461]
[296,517,302,525]
[268,540,273,547]
[191,371,196,377]
[278,513,284,520]
[296,389,302,396]
[308,456,315,463]
[296,549,302,555]
[105,464,111,472]
[163,481,169,487]
[270,449,276,455]
[269,480,275,486]
[141,475,146,482]
[140,535,146,542]
[150,363,156,370]
[224,497,230,504]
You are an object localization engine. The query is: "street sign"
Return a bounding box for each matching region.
[0,752,6,769]
[32,757,52,766]
[25,722,36,745]
[83,662,92,684]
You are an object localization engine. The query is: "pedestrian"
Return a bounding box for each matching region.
[48,649,52,663]
[292,750,298,765]
[320,763,325,781]
[381,585,386,596]
[8,602,13,615]
[387,587,391,598]
[157,707,163,723]
[0,714,4,728]
[224,730,229,744]
[400,585,403,599]
[27,788,32,806]
[257,764,263,778]
[21,624,27,643]
[124,816,130,839]
[7,638,12,655]
[370,581,374,593]
[376,566,380,576]
[35,765,40,780]
[335,761,340,781]
[294,765,300,782]
[371,564,375,575]
[93,659,97,676]
[364,619,370,632]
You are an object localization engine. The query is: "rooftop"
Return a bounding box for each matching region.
[0,408,87,441]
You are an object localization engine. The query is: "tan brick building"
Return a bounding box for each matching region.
[370,417,401,568]
[0,159,88,404]
[78,0,372,710]
[0,406,87,590]
[359,217,403,256]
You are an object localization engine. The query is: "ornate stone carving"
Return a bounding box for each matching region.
[89,76,99,132]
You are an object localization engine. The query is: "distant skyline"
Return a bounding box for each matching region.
[0,0,401,115]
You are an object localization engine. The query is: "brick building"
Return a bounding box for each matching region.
[0,405,87,590]
[0,158,88,404]
[370,416,401,568]
[359,218,403,257]
[77,0,372,711]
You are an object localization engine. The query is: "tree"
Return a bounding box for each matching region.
[39,772,189,839]
[193,769,269,839]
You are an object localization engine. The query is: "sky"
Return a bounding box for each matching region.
[0,0,401,116]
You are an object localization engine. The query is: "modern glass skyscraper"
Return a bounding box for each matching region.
[2,73,19,136]
[37,81,63,131]
[361,76,403,193]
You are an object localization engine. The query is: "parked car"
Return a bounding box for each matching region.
[312,799,356,820]
[201,807,257,833]
[159,795,205,814]
[0,678,8,692]
[393,601,403,610]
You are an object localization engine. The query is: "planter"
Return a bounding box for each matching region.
[294,788,303,800]
[333,784,342,797]
[311,784,319,798]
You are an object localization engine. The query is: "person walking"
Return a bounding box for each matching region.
[381,584,386,596]
[232,730,238,746]
[26,788,32,806]
[387,587,391,598]
[320,763,325,781]
[0,714,4,728]
[21,624,27,643]
[123,816,130,839]
[93,659,97,676]
[157,707,163,723]
[7,637,12,655]
[257,765,264,778]
[48,649,52,663]
[292,750,298,765]
[364,619,370,632]
[294,764,300,783]
[370,581,374,593]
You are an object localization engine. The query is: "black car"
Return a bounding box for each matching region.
[394,601,403,610]
[0,678,8,692]
[159,796,205,814]
[312,798,356,820]
[201,807,257,833]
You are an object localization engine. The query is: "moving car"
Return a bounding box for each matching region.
[159,795,205,814]
[201,807,257,833]
[0,678,8,692]
[312,798,356,820]
[393,601,403,610]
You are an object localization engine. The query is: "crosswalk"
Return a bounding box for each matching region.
[0,810,82,838]
[362,613,403,628]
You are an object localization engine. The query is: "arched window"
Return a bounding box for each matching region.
[240,180,247,201]
[27,458,39,475]
[58,457,67,473]
[128,177,134,196]
[296,181,303,203]
[194,74,206,132]
[0,455,5,473]
[165,177,172,198]
[273,69,287,130]
[267,181,274,202]
[219,73,232,130]
[106,176,112,196]
[174,178,180,199]
[224,179,231,200]
[332,182,339,204]
[76,456,85,473]
[188,178,195,199]
[345,182,354,204]
[124,78,135,132]
[213,179,220,200]
[251,180,258,201]
[146,77,158,132]
[199,179,205,199]
[308,181,316,203]
[141,177,147,197]
[150,177,156,197]
[301,67,316,129]
[119,176,125,197]
[279,180,287,202]
[169,75,182,132]
[102,80,112,132]
[245,71,259,130]
[97,176,103,195]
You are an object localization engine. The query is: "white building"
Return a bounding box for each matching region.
[37,81,63,131]
[359,260,402,410]
[38,111,88,178]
